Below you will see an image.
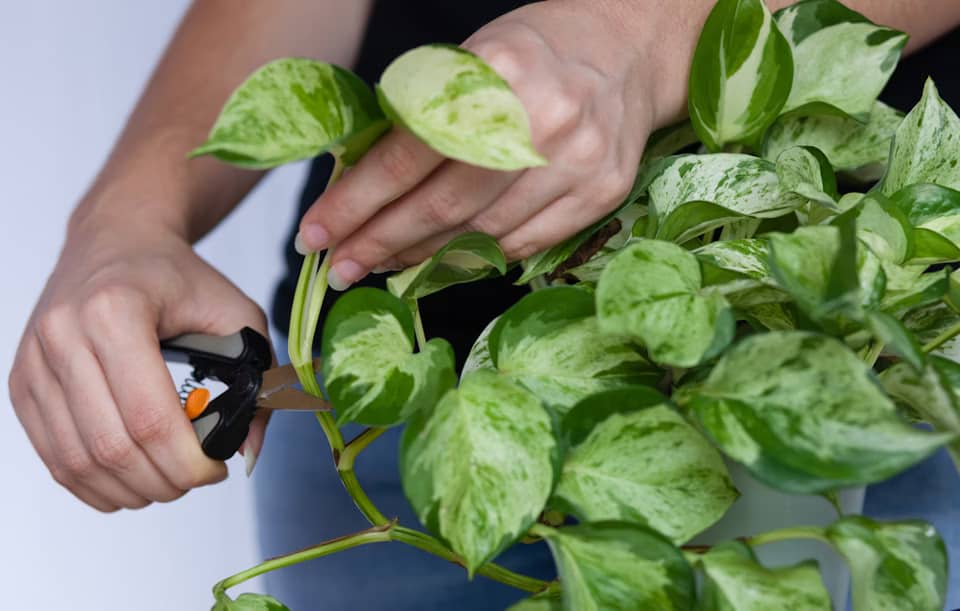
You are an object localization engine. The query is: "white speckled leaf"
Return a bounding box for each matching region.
[377,45,545,170]
[881,267,948,314]
[321,288,456,426]
[848,194,911,264]
[597,241,735,368]
[891,183,960,264]
[193,59,388,168]
[882,80,960,194]
[553,389,737,544]
[902,302,960,361]
[400,370,558,572]
[490,287,660,414]
[696,239,772,281]
[763,101,902,179]
[536,522,695,611]
[387,232,506,300]
[775,146,838,218]
[827,517,948,611]
[461,317,498,380]
[688,0,794,151]
[688,331,951,493]
[695,239,790,309]
[699,541,831,611]
[775,0,906,119]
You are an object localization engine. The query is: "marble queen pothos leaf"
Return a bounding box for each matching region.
[387,232,506,300]
[775,0,906,120]
[552,388,737,544]
[377,44,546,170]
[534,522,695,611]
[890,183,960,264]
[321,288,456,426]
[192,59,389,168]
[489,287,660,414]
[688,0,794,151]
[597,240,735,368]
[687,331,951,493]
[698,541,831,611]
[827,517,948,611]
[400,369,559,573]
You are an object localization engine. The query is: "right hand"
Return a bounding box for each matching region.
[7,208,269,512]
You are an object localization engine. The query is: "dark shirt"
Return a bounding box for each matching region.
[272,1,960,364]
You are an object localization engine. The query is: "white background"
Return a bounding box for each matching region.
[0,3,304,608]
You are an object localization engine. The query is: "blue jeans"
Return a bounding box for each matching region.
[254,340,959,609]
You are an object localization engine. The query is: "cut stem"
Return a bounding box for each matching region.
[923,320,960,354]
[411,299,427,350]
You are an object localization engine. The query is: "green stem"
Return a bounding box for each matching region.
[340,427,387,470]
[861,340,885,368]
[529,276,549,291]
[411,299,427,350]
[338,467,390,526]
[748,525,829,547]
[923,320,960,354]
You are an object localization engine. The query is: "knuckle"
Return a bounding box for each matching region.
[568,123,607,166]
[127,406,173,447]
[421,187,464,229]
[537,87,583,138]
[35,306,73,352]
[7,366,26,408]
[595,165,636,208]
[90,431,135,470]
[81,285,144,329]
[376,140,420,183]
[56,448,96,481]
[473,40,525,83]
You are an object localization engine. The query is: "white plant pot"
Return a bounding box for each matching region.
[691,462,865,609]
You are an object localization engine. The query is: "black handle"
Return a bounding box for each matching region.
[161,327,271,460]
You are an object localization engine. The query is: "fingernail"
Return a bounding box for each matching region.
[245,447,259,478]
[294,232,314,255]
[301,224,329,251]
[328,260,365,291]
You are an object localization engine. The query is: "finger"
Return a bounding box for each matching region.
[498,193,602,261]
[240,410,270,477]
[328,162,520,288]
[26,333,150,509]
[299,127,444,252]
[85,296,227,492]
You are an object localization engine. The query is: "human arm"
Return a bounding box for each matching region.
[8,0,372,511]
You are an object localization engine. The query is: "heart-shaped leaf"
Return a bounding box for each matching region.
[321,288,456,426]
[387,232,506,300]
[775,146,838,216]
[827,517,948,611]
[847,193,912,264]
[687,331,951,493]
[882,79,960,195]
[775,0,906,119]
[400,369,559,573]
[891,183,960,263]
[535,522,695,611]
[688,0,794,151]
[553,388,737,544]
[377,44,545,170]
[489,287,661,414]
[192,59,388,168]
[597,240,735,368]
[698,540,831,610]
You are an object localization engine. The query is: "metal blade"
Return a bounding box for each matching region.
[260,357,323,395]
[258,387,331,412]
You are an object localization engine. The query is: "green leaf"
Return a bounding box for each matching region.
[827,517,948,611]
[506,598,563,611]
[645,155,804,243]
[775,0,906,119]
[863,309,925,372]
[377,44,545,170]
[597,241,735,368]
[192,59,388,168]
[881,268,949,314]
[688,0,794,151]
[763,101,903,179]
[902,302,960,360]
[461,317,498,379]
[536,522,695,611]
[642,121,700,162]
[848,193,912,264]
[321,288,456,426]
[697,239,773,282]
[775,146,838,214]
[400,369,558,572]
[386,232,506,299]
[891,183,960,263]
[213,593,290,611]
[688,331,950,493]
[882,79,960,194]
[699,540,831,610]
[553,388,737,544]
[489,287,660,414]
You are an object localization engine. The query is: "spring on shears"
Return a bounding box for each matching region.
[178,373,205,403]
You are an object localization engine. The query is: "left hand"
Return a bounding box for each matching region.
[298,0,671,290]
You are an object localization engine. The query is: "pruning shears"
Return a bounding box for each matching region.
[161,327,329,460]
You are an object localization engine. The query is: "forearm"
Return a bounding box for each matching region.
[72,0,372,243]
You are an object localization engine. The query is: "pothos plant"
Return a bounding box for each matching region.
[192,0,959,609]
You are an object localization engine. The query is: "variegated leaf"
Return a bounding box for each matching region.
[699,540,831,611]
[545,206,648,285]
[387,232,506,299]
[827,517,948,611]
[775,146,838,215]
[775,0,906,119]
[902,302,960,361]
[881,266,948,314]
[763,101,903,179]
[321,288,456,426]
[696,239,790,308]
[687,331,951,493]
[490,287,660,414]
[597,241,735,368]
[535,522,695,611]
[192,59,388,168]
[891,183,960,264]
[847,193,911,264]
[400,369,558,572]
[644,155,804,244]
[461,317,498,379]
[688,0,794,151]
[377,45,545,170]
[553,388,737,544]
[642,121,700,162]
[882,79,960,195]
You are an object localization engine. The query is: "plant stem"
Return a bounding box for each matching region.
[340,427,387,470]
[861,340,885,368]
[411,299,427,349]
[338,467,390,526]
[923,320,960,354]
[529,276,549,291]
[748,525,829,547]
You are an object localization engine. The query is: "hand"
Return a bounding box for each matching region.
[298,0,672,289]
[7,207,270,512]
